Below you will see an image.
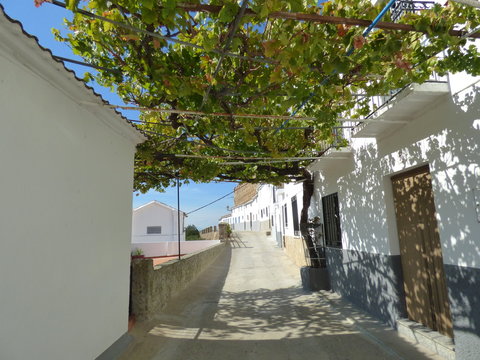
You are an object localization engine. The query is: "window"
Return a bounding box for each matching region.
[322,193,342,248]
[291,196,300,236]
[147,226,162,234]
[283,204,288,228]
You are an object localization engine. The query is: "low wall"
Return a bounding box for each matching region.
[131,240,220,257]
[131,243,225,321]
[283,235,309,267]
[132,234,185,243]
[200,231,219,240]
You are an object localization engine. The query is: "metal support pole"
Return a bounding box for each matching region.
[177,176,181,260]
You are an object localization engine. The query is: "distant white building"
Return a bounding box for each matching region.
[132,201,220,258]
[132,201,186,243]
[228,182,307,265]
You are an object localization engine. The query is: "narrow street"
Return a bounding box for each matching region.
[121,232,442,360]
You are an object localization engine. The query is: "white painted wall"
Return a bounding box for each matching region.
[0,15,144,360]
[313,80,480,268]
[229,182,304,243]
[277,182,304,237]
[132,201,185,243]
[231,196,256,231]
[256,184,274,229]
[131,240,220,257]
[229,184,272,232]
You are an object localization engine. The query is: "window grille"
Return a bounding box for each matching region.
[283,204,288,228]
[147,226,162,234]
[322,193,342,248]
[291,196,300,236]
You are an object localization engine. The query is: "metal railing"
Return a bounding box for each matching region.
[391,0,436,22]
[337,70,448,140]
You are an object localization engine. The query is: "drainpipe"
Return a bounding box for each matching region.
[346,0,398,55]
[364,0,398,35]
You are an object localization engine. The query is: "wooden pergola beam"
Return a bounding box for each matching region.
[175,3,480,39]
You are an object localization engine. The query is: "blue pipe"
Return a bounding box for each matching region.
[274,0,397,134]
[363,0,397,36]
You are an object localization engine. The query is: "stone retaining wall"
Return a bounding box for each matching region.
[131,243,225,321]
[200,232,219,240]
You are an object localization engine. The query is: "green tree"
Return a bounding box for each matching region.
[185,224,201,240]
[42,0,480,265]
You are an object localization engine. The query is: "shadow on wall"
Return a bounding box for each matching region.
[328,86,480,347]
[376,86,480,269]
[326,247,406,328]
[424,86,480,347]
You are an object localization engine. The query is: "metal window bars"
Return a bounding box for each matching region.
[390,0,436,22]
[305,219,328,268]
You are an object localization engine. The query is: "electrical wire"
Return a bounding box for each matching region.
[139,128,264,155]
[110,105,317,121]
[129,118,316,130]
[186,190,235,215]
[152,154,329,161]
[52,55,121,73]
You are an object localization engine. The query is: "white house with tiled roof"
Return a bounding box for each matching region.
[0,6,145,360]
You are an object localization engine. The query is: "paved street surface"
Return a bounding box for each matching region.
[121,231,443,360]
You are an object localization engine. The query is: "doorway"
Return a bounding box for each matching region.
[391,165,453,338]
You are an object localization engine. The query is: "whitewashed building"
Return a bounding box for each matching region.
[308,69,480,359]
[229,184,274,232]
[131,201,220,258]
[272,182,309,266]
[0,7,146,360]
[225,53,480,360]
[228,70,480,359]
[228,183,309,265]
[132,200,186,243]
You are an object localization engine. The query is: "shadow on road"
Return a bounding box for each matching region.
[227,232,252,248]
[122,233,442,360]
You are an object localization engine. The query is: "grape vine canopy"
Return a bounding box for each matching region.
[36,0,480,266]
[37,0,480,189]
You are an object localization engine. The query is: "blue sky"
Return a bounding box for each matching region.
[1,0,236,229]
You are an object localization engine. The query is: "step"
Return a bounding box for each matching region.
[397,319,455,360]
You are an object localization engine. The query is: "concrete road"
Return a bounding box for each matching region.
[121,231,443,360]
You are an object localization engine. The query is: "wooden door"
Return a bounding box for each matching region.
[392,166,453,338]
